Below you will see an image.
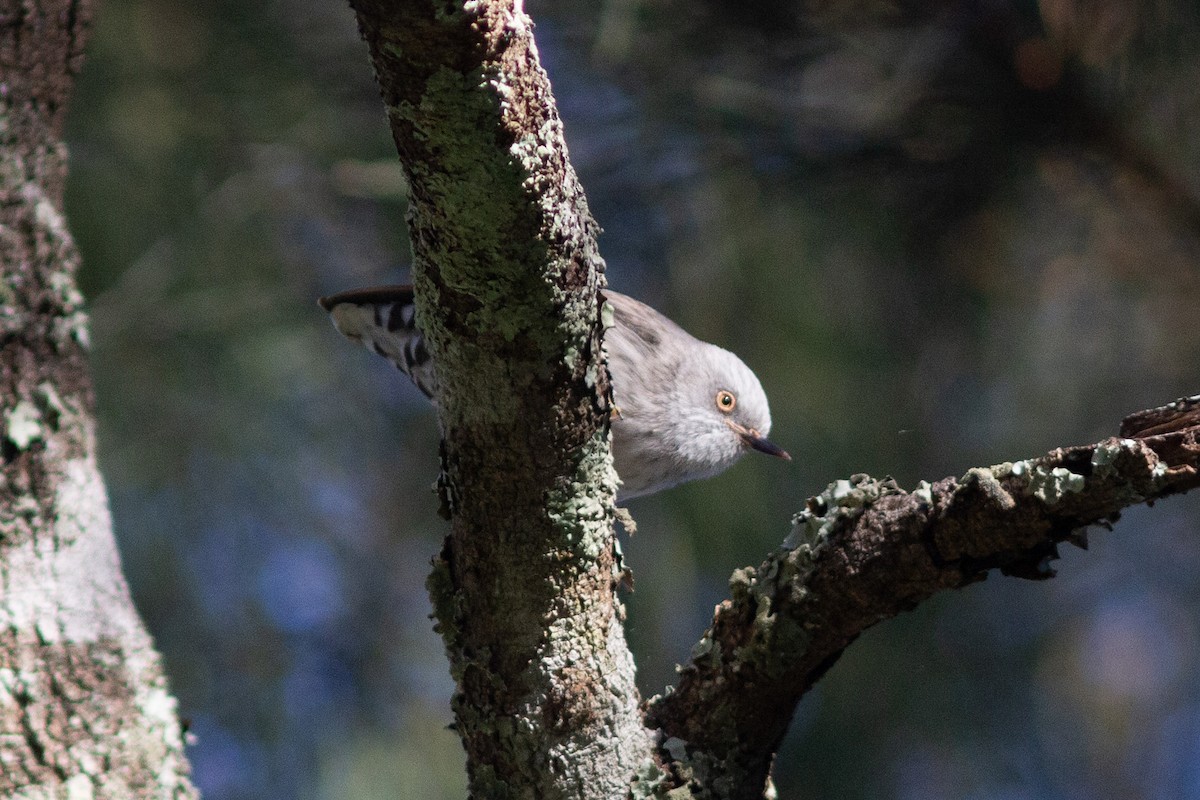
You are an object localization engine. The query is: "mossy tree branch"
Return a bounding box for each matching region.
[644,397,1200,798]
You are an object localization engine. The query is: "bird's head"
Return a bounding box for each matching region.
[672,344,790,478]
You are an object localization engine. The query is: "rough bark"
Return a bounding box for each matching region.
[348,1,651,798]
[644,397,1200,798]
[0,2,197,797]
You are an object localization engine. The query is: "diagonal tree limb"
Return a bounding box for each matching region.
[645,396,1200,799]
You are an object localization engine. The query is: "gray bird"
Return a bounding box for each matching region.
[320,286,790,500]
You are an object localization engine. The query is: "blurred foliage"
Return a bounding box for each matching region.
[62,0,1200,798]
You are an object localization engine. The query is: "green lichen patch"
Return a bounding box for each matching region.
[720,475,908,677]
[785,474,899,551]
[543,428,617,560]
[1013,462,1086,504]
[723,559,813,679]
[629,757,673,799]
[1091,438,1137,477]
[5,400,43,450]
[955,467,1017,511]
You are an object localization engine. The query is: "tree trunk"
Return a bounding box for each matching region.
[348,1,654,797]
[0,3,196,796]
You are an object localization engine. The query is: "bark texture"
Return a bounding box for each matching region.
[0,3,196,797]
[645,398,1200,798]
[348,1,650,798]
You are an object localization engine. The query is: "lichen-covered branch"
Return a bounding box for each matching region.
[347,1,650,797]
[0,2,196,796]
[645,396,1200,799]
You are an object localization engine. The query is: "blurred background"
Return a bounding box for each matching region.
[64,0,1200,798]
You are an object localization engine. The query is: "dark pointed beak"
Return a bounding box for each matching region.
[728,421,792,461]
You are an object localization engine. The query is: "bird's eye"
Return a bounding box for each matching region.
[715,390,736,413]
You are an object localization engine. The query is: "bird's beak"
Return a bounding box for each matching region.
[727,421,792,461]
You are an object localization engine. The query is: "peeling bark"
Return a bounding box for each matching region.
[0,2,196,797]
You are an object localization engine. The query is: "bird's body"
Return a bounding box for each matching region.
[320,286,788,500]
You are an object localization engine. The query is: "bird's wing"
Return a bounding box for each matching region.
[319,285,438,400]
[604,291,693,351]
[602,291,690,413]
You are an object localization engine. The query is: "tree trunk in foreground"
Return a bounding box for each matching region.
[348,2,1200,799]
[349,1,651,797]
[0,3,196,797]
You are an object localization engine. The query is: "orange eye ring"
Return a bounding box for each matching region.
[716,390,736,413]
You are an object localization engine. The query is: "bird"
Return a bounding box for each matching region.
[319,285,790,500]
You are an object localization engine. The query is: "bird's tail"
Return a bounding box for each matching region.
[319,285,438,400]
